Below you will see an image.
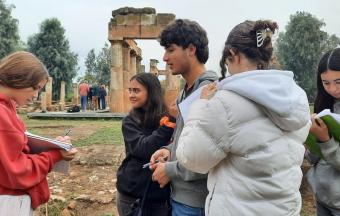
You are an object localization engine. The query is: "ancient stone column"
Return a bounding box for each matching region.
[40,92,47,113]
[150,59,159,76]
[130,53,137,77]
[45,77,53,109]
[59,81,66,111]
[140,65,145,73]
[164,65,181,106]
[123,46,131,112]
[72,83,79,105]
[109,40,124,113]
[136,56,142,73]
[165,65,180,90]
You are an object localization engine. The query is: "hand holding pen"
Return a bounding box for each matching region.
[143,156,168,169]
[58,128,77,160]
[55,128,72,144]
[149,148,171,170]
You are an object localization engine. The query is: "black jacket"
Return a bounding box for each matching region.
[116,115,174,201]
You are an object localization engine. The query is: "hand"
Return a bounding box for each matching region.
[150,149,170,170]
[201,82,217,99]
[59,148,78,161]
[310,114,330,142]
[55,136,71,143]
[152,162,170,188]
[168,100,178,118]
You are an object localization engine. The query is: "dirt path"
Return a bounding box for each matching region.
[35,145,124,216]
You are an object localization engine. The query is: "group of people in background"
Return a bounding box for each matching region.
[0,15,339,216]
[79,81,107,112]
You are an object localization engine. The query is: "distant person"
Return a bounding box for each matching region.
[150,19,218,216]
[306,48,340,216]
[175,20,311,215]
[92,83,99,111]
[116,73,175,216]
[87,84,94,110]
[0,51,78,214]
[79,80,89,112]
[99,83,107,110]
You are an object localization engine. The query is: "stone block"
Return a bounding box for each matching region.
[125,14,141,25]
[115,15,126,25]
[141,14,156,25]
[140,25,163,39]
[108,25,141,40]
[156,13,175,26]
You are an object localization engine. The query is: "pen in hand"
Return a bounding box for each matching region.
[64,129,72,136]
[142,156,168,169]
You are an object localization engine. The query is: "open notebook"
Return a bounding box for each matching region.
[25,131,73,174]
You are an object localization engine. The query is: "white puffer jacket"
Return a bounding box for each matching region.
[176,70,311,216]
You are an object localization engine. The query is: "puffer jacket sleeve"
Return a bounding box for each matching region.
[177,96,229,174]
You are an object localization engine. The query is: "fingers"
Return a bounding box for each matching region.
[150,152,159,164]
[311,116,326,128]
[201,82,217,99]
[59,148,78,161]
[149,162,159,171]
[55,136,72,143]
[168,100,178,118]
[310,116,330,142]
[151,164,167,187]
[315,118,326,128]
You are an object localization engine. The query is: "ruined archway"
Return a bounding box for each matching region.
[108,7,180,113]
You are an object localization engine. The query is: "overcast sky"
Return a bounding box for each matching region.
[5,0,340,77]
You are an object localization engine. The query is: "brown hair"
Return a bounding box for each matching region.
[220,20,278,80]
[0,51,49,89]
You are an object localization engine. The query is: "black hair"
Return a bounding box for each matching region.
[219,20,278,80]
[159,19,209,64]
[129,73,168,129]
[314,48,340,113]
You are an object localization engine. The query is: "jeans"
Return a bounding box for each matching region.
[80,96,87,111]
[171,199,205,216]
[317,201,340,216]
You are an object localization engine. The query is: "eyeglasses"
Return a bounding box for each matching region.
[128,88,142,94]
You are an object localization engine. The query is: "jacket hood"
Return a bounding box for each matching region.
[218,70,310,131]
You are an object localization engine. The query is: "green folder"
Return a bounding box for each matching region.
[305,115,340,158]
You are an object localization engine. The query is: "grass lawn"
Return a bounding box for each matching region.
[20,114,124,147]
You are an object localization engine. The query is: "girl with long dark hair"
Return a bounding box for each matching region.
[307,48,340,216]
[116,73,175,216]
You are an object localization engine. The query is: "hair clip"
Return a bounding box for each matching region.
[256,28,273,48]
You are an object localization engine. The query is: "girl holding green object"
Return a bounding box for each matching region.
[307,48,340,216]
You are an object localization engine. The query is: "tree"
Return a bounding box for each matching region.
[276,12,340,101]
[0,0,20,59]
[321,34,340,54]
[27,18,78,100]
[82,43,112,86]
[83,49,96,83]
[95,43,111,85]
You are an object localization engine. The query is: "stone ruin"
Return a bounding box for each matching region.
[107,7,181,113]
[32,7,180,114]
